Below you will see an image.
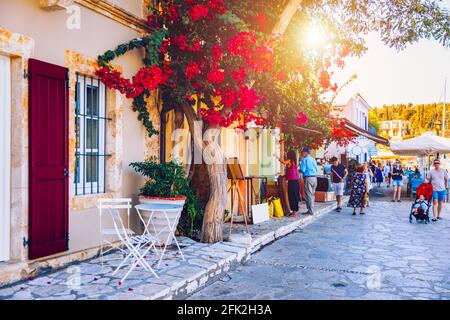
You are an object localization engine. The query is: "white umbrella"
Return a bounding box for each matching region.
[390,132,450,156]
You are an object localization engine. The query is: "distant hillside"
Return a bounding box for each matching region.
[370,103,447,138]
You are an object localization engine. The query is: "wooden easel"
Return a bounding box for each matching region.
[227,159,249,237]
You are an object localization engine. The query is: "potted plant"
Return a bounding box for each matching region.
[130,157,202,243]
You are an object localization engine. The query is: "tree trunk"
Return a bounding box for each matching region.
[201,160,227,243]
[272,0,303,35]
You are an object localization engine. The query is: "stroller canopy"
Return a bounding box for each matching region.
[416,183,433,200]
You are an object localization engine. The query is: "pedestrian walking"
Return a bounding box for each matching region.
[426,159,449,222]
[275,150,300,216]
[369,161,377,183]
[375,163,383,187]
[363,163,373,207]
[330,156,348,212]
[384,161,392,187]
[391,161,404,202]
[300,147,318,215]
[348,165,369,215]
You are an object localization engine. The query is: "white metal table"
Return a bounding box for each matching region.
[135,203,185,268]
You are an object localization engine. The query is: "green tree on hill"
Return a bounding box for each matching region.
[370,103,447,137]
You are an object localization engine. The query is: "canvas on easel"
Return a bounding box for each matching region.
[226,158,248,237]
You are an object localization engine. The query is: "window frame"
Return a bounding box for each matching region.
[75,74,107,195]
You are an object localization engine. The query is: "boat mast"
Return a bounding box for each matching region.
[443,77,447,137]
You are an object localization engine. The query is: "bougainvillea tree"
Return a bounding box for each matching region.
[96,0,449,243]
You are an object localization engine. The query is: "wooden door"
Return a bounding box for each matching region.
[28,59,69,259]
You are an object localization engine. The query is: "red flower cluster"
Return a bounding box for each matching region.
[319,70,331,89]
[207,0,226,15]
[185,62,200,79]
[253,13,268,31]
[295,112,308,125]
[133,65,170,92]
[219,88,238,109]
[96,65,172,99]
[201,85,264,129]
[228,32,273,72]
[189,4,209,21]
[228,32,257,56]
[211,45,223,61]
[207,64,225,84]
[167,4,180,22]
[330,118,356,147]
[173,35,201,52]
[95,66,139,99]
[231,66,246,84]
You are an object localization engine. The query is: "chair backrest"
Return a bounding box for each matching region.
[98,198,132,241]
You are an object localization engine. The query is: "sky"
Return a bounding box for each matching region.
[333,0,450,108]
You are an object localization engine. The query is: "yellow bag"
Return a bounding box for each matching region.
[268,201,274,218]
[269,197,284,218]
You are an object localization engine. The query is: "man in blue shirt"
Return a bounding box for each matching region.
[300,147,318,215]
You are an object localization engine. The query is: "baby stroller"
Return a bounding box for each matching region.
[409,183,433,223]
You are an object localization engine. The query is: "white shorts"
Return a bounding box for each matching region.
[332,182,345,196]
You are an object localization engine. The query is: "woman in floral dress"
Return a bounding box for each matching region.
[348,165,370,215]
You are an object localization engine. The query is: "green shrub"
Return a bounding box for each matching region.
[130,157,203,239]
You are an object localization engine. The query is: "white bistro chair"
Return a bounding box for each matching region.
[98,198,133,268]
[98,199,159,283]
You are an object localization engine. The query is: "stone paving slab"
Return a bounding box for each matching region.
[0,199,338,300]
[189,191,450,300]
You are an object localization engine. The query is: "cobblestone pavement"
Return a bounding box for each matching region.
[189,190,450,300]
[0,200,336,300]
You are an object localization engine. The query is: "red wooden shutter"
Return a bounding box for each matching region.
[29,59,69,260]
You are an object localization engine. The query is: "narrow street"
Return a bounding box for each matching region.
[189,187,450,300]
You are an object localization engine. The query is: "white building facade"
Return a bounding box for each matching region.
[379,120,411,141]
[325,94,377,164]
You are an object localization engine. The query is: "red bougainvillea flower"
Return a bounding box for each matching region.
[189,4,209,22]
[173,35,189,50]
[275,71,287,81]
[239,86,259,111]
[185,62,200,79]
[231,66,246,84]
[340,44,351,58]
[188,39,201,52]
[133,65,166,92]
[211,45,223,61]
[295,112,308,125]
[207,0,226,14]
[244,44,273,72]
[207,65,225,84]
[319,70,331,89]
[228,32,257,56]
[220,88,238,108]
[331,83,338,92]
[253,13,268,30]
[167,4,180,22]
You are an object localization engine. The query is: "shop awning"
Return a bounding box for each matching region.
[344,119,390,145]
[390,131,450,156]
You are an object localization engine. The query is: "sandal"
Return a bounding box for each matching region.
[432,218,438,222]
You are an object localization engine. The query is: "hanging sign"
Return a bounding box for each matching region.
[351,145,363,156]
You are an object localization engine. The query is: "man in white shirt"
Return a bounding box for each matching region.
[383,161,392,187]
[426,159,449,222]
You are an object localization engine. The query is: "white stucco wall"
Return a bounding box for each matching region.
[0,0,152,256]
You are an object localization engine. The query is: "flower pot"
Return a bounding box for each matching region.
[138,196,186,245]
